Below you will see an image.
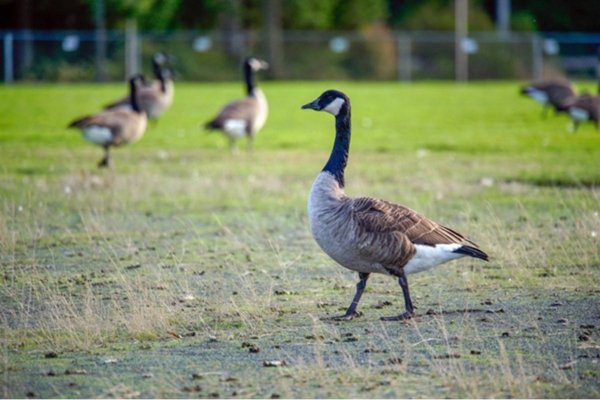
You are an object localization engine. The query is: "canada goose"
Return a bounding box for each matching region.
[302,90,489,321]
[105,52,175,119]
[520,80,577,118]
[69,75,147,168]
[567,93,600,131]
[204,57,269,152]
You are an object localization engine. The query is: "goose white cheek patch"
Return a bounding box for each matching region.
[323,98,345,116]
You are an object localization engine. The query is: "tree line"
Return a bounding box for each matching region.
[1,0,598,33]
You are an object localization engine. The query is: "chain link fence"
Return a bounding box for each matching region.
[2,30,599,82]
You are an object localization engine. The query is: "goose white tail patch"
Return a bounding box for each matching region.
[569,107,589,122]
[223,119,247,139]
[82,126,112,145]
[323,98,346,116]
[403,244,464,275]
[525,88,548,105]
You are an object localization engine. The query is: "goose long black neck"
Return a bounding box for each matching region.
[323,106,351,188]
[244,62,255,96]
[130,78,141,113]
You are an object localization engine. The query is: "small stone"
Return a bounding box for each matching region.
[578,334,590,342]
[44,352,58,359]
[434,354,461,359]
[426,309,436,315]
[182,385,202,393]
[386,358,402,365]
[550,301,563,307]
[263,360,286,367]
[557,318,569,324]
[501,332,510,337]
[249,346,260,353]
[471,350,482,355]
[192,373,204,380]
[65,369,87,375]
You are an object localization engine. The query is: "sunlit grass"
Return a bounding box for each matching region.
[0,82,599,398]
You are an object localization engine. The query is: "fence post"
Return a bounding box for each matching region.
[531,34,543,81]
[4,33,13,84]
[125,19,139,80]
[455,0,468,82]
[95,0,107,82]
[397,34,411,82]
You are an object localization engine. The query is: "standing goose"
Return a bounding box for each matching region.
[520,79,577,118]
[69,75,147,168]
[302,90,489,321]
[105,52,175,119]
[204,57,269,152]
[567,93,600,131]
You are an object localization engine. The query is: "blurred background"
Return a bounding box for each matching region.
[0,0,599,83]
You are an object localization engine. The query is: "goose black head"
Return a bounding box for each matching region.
[245,57,269,72]
[301,90,350,117]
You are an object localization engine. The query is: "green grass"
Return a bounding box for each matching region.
[0,81,599,398]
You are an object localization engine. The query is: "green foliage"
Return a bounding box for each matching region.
[331,0,388,30]
[401,0,495,31]
[282,0,337,30]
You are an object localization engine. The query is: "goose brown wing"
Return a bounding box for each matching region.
[208,97,259,131]
[104,95,131,110]
[352,197,468,246]
[68,110,138,143]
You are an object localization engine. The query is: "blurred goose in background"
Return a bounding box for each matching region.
[204,57,269,152]
[567,92,600,131]
[105,51,175,119]
[302,90,489,321]
[69,75,147,168]
[520,79,577,118]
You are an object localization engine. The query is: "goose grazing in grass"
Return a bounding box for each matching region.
[567,93,600,132]
[69,75,147,168]
[520,79,577,118]
[105,51,175,119]
[301,90,489,321]
[205,57,269,152]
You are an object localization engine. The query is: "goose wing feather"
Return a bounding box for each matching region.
[352,197,468,245]
[104,96,131,110]
[68,110,145,145]
[348,197,476,269]
[208,97,259,132]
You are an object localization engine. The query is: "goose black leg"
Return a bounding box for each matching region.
[323,272,370,321]
[381,275,414,321]
[98,146,112,168]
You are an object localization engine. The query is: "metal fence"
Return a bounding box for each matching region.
[2,29,600,83]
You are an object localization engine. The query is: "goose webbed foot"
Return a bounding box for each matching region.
[321,311,363,321]
[380,311,413,321]
[381,275,415,322]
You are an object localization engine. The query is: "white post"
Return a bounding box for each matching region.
[531,34,543,81]
[455,0,468,82]
[125,18,139,80]
[4,33,13,84]
[397,34,412,82]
